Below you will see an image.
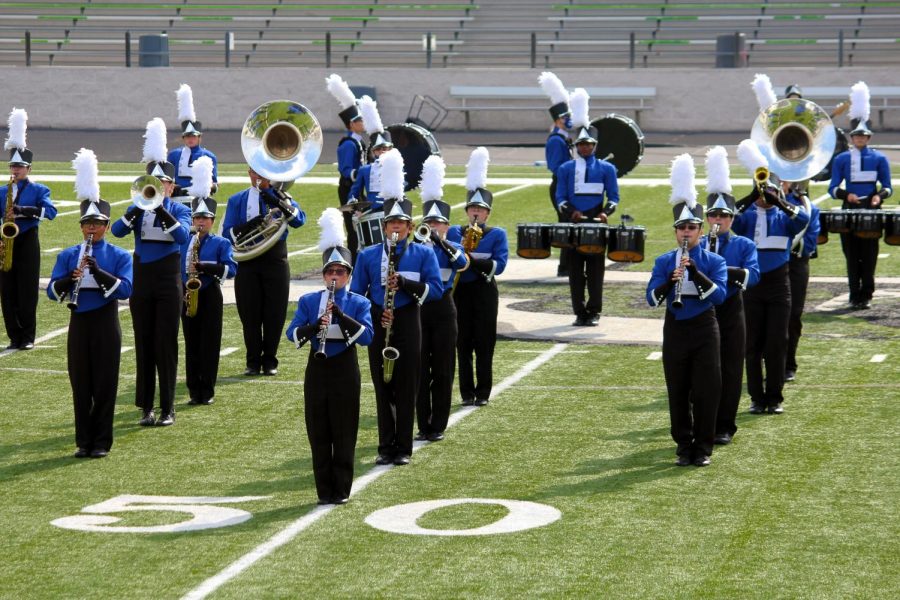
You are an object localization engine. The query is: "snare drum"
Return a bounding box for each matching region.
[823,209,853,234]
[355,210,385,249]
[574,223,608,255]
[607,225,646,263]
[851,209,883,239]
[817,209,829,245]
[550,223,575,248]
[884,212,900,246]
[516,223,551,259]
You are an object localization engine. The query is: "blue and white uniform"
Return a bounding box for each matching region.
[167,145,218,191]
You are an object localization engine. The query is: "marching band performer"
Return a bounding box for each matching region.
[348,96,394,252]
[168,84,218,195]
[732,140,810,415]
[351,149,442,466]
[112,118,191,427]
[646,154,727,467]
[181,157,236,406]
[448,147,509,406]
[48,149,132,458]
[415,156,468,443]
[0,108,57,350]
[286,208,373,505]
[222,166,306,377]
[554,89,619,327]
[828,81,893,310]
[784,179,820,383]
[700,147,759,445]
[540,71,574,277]
[326,74,366,261]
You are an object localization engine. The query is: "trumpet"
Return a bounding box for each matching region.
[382,232,400,383]
[67,233,93,310]
[754,166,770,195]
[708,223,721,255]
[672,238,689,309]
[184,225,202,318]
[0,174,19,272]
[314,279,337,360]
[414,221,433,243]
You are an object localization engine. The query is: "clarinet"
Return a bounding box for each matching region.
[67,233,94,310]
[708,223,720,255]
[671,238,689,309]
[314,279,337,360]
[382,232,400,383]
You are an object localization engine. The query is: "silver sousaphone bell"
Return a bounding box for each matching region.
[750,98,837,182]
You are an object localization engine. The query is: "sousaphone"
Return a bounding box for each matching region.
[750,98,836,182]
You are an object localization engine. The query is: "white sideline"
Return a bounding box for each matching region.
[181,342,567,600]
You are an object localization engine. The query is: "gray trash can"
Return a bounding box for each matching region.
[715,33,746,68]
[139,34,169,67]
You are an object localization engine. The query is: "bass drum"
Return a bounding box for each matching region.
[810,126,849,182]
[590,113,644,178]
[375,122,440,190]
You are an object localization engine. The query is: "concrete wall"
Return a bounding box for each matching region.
[2,66,895,132]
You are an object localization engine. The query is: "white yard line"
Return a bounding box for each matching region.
[181,342,567,600]
[219,347,239,357]
[646,351,662,360]
[870,354,887,363]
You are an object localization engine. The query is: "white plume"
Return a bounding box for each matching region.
[4,108,27,151]
[142,117,168,163]
[705,146,732,194]
[176,83,196,123]
[358,95,384,135]
[736,139,769,175]
[325,73,357,110]
[849,81,871,123]
[466,147,490,192]
[186,156,214,199]
[669,153,697,207]
[72,148,100,202]
[751,73,777,111]
[569,88,590,129]
[318,207,346,251]
[379,148,406,200]
[419,155,445,202]
[538,71,569,105]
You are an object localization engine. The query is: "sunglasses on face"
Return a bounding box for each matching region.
[324,268,349,276]
[707,212,731,218]
[675,223,700,231]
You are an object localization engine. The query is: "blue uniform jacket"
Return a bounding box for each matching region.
[181,233,237,290]
[700,230,760,299]
[555,154,620,214]
[348,163,385,213]
[447,225,509,285]
[111,197,191,263]
[646,244,728,320]
[167,146,219,190]
[828,146,893,204]
[286,286,374,359]
[786,192,820,258]
[426,238,468,295]
[337,133,365,180]
[0,178,56,233]
[47,239,133,312]
[221,187,306,244]
[732,203,810,273]
[545,128,571,176]
[351,237,442,309]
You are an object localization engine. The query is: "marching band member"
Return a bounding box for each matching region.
[351,149,442,466]
[540,71,574,277]
[554,89,619,327]
[167,84,218,195]
[646,154,727,467]
[448,147,509,406]
[415,156,468,443]
[286,208,373,505]
[348,96,395,252]
[326,74,366,261]
[112,118,191,427]
[0,108,57,350]
[222,166,306,377]
[784,179,820,383]
[700,147,759,445]
[180,157,236,406]
[828,81,893,310]
[48,149,132,458]
[732,140,810,415]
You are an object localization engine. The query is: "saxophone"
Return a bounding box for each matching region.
[0,175,19,272]
[381,232,400,383]
[184,226,202,318]
[451,215,483,291]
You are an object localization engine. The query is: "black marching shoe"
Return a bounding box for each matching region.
[474,398,489,406]
[572,315,589,327]
[138,411,156,426]
[748,401,765,415]
[316,498,332,506]
[90,449,109,459]
[414,431,428,441]
[588,313,601,326]
[427,431,445,442]
[713,433,733,445]
[187,397,201,406]
[5,341,19,350]
[694,455,711,467]
[73,448,90,459]
[333,497,349,505]
[200,397,215,405]
[263,367,278,376]
[375,454,394,466]
[461,398,475,406]
[675,455,692,467]
[156,413,175,426]
[393,454,411,466]
[243,366,260,376]
[768,403,784,415]
[785,370,796,382]
[20,342,34,350]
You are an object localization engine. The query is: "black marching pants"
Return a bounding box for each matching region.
[234,239,289,372]
[417,291,457,435]
[69,301,121,452]
[840,232,879,304]
[304,346,360,502]
[131,252,182,415]
[454,278,498,402]
[0,227,40,346]
[663,308,721,459]
[181,284,224,402]
[714,292,746,437]
[368,302,421,457]
[744,263,791,407]
[338,176,359,265]
[786,255,810,373]
[568,250,605,317]
[549,175,571,274]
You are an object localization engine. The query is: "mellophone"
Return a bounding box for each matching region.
[517,221,646,263]
[817,209,900,246]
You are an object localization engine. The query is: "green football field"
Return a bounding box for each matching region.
[1,160,898,599]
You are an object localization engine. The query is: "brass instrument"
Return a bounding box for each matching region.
[750,97,837,182]
[381,232,400,383]
[184,225,202,318]
[672,238,690,309]
[130,175,165,212]
[0,174,20,272]
[236,100,323,262]
[67,233,93,310]
[708,223,721,255]
[314,279,337,360]
[451,216,483,291]
[414,222,433,243]
[754,166,770,195]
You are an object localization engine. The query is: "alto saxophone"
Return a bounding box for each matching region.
[0,174,20,272]
[451,215,483,291]
[382,232,400,383]
[184,226,202,318]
